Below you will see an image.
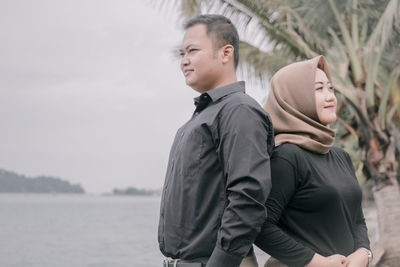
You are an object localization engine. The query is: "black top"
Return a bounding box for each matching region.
[255,143,370,267]
[158,81,274,267]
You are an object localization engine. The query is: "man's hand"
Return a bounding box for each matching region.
[342,248,369,267]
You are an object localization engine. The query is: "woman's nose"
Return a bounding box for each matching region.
[326,89,336,101]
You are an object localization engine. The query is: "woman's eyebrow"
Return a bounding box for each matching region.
[314,81,332,84]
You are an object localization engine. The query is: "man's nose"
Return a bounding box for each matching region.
[181,55,189,68]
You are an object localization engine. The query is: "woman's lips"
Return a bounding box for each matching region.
[324,105,335,109]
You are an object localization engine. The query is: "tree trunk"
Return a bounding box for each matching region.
[373,178,400,266]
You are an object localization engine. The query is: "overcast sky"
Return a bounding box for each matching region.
[0,0,267,193]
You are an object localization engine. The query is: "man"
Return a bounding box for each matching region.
[158,14,274,267]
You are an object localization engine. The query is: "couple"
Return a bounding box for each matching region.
[158,14,372,267]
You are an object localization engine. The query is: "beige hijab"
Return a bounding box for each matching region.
[264,55,336,154]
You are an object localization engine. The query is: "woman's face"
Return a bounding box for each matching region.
[314,68,337,125]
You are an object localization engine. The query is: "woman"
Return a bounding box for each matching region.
[255,56,372,267]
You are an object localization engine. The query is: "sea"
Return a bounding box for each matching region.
[0,194,269,267]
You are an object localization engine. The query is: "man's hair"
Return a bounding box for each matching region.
[184,14,240,69]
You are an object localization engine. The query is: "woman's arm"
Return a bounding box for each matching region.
[342,199,371,267]
[345,151,371,250]
[342,152,371,267]
[306,253,346,267]
[255,155,343,266]
[352,204,371,253]
[342,248,370,267]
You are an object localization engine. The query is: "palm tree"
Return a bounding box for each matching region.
[156,0,400,265]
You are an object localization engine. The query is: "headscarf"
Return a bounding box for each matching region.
[264,55,336,154]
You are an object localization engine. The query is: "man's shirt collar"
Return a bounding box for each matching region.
[194,81,245,106]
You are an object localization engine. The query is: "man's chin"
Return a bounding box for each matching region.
[186,80,198,90]
[185,78,193,86]
[185,80,207,93]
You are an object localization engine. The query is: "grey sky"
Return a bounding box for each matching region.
[0,0,266,193]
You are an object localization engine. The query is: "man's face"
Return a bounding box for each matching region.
[179,24,222,93]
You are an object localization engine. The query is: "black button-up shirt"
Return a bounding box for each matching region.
[158,81,274,267]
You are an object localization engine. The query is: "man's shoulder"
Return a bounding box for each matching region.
[221,92,264,112]
[218,93,272,127]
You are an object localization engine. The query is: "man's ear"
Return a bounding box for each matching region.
[221,44,234,65]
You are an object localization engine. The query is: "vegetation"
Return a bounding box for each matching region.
[156,0,400,265]
[112,187,160,196]
[0,168,85,194]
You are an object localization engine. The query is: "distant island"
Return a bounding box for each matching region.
[0,168,85,194]
[113,187,160,196]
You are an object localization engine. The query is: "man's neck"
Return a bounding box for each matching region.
[199,75,237,94]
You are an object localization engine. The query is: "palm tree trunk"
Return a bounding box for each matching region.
[373,178,400,266]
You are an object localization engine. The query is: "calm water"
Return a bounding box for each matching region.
[0,194,268,267]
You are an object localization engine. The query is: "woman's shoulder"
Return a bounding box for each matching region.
[271,144,307,184]
[272,143,307,162]
[273,142,305,154]
[330,146,352,161]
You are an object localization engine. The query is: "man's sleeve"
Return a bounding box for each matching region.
[206,104,272,267]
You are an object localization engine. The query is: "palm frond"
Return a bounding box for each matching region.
[364,0,400,106]
[388,102,400,125]
[366,0,400,51]
[327,27,349,68]
[351,0,360,49]
[328,0,363,84]
[239,41,293,79]
[379,65,400,129]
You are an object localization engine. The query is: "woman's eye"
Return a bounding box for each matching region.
[189,49,197,53]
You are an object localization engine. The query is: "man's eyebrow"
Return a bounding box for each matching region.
[178,44,194,55]
[184,44,193,50]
